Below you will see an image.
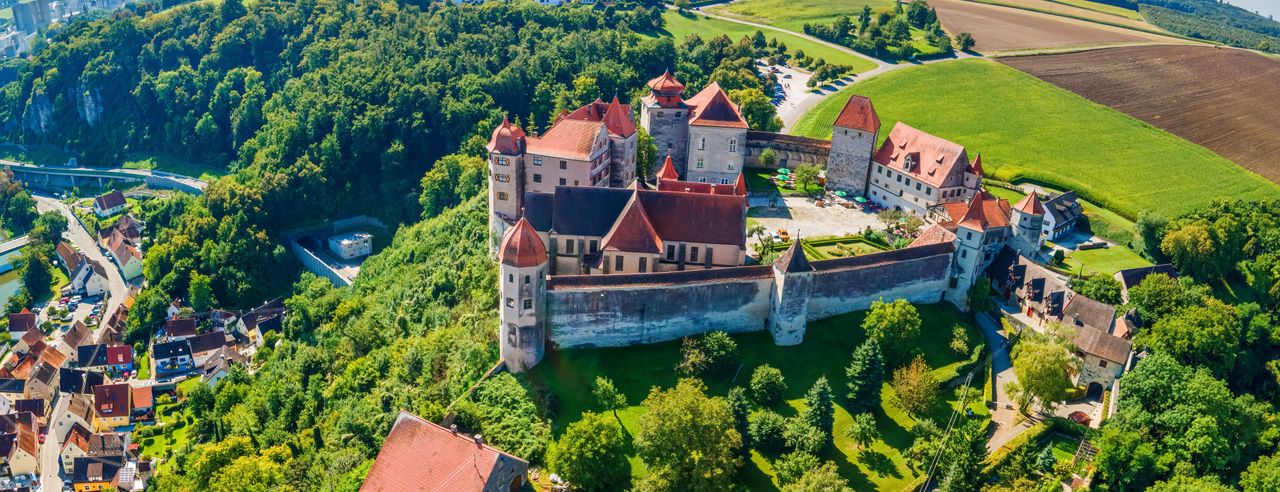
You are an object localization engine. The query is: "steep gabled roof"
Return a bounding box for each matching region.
[56,242,83,273]
[657,155,680,181]
[872,123,971,189]
[1073,327,1131,364]
[602,96,636,137]
[94,190,126,211]
[1114,264,1178,290]
[774,240,813,273]
[1062,293,1117,333]
[498,218,548,268]
[958,191,1010,231]
[486,118,525,155]
[526,119,607,160]
[685,82,749,129]
[833,95,880,133]
[968,154,984,175]
[362,411,528,492]
[1043,191,1084,224]
[601,195,662,254]
[1012,192,1045,215]
[910,223,957,247]
[92,383,130,419]
[7,310,35,333]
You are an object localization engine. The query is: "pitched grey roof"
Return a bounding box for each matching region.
[1074,326,1131,363]
[1043,191,1083,224]
[774,240,813,273]
[1062,293,1117,333]
[1114,264,1178,290]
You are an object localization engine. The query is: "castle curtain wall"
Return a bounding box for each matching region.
[806,244,953,321]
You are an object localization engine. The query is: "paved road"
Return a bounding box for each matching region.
[4,160,207,194]
[974,311,1039,451]
[38,394,69,491]
[34,195,132,325]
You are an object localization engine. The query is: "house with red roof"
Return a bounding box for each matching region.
[867,122,982,215]
[654,154,747,197]
[92,190,127,218]
[361,411,527,492]
[6,309,36,343]
[639,72,750,186]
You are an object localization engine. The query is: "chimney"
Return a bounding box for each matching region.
[474,434,483,447]
[450,424,458,435]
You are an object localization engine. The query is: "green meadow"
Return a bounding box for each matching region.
[706,0,897,33]
[792,59,1278,220]
[647,10,878,73]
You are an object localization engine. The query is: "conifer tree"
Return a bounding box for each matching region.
[803,377,835,446]
[846,340,885,411]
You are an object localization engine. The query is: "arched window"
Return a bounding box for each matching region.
[729,139,737,153]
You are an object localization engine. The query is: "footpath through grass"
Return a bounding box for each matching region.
[792,59,1278,220]
[521,304,988,490]
[647,10,878,73]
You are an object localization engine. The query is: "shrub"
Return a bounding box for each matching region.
[749,410,787,454]
[845,413,879,450]
[950,325,969,356]
[675,337,708,376]
[700,330,739,374]
[784,417,825,454]
[774,451,821,485]
[750,364,787,406]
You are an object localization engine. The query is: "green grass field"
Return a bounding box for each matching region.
[745,168,824,196]
[648,11,878,72]
[1046,0,1143,20]
[123,153,228,181]
[706,0,896,34]
[1061,245,1151,277]
[792,60,1278,221]
[521,304,988,490]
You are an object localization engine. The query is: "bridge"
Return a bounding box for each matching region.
[3,160,208,194]
[0,235,31,274]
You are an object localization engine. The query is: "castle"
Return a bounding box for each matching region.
[487,71,1053,372]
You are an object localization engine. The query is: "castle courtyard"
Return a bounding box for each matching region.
[747,195,883,251]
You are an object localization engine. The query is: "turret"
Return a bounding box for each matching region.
[639,70,691,177]
[487,118,527,242]
[770,239,814,346]
[656,154,680,183]
[1011,191,1046,254]
[497,217,548,372]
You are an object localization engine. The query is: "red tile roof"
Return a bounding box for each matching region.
[130,385,152,409]
[1013,192,1045,215]
[526,119,607,160]
[361,411,527,492]
[636,189,747,246]
[105,345,132,366]
[646,70,685,94]
[969,154,984,175]
[7,310,35,334]
[873,123,972,189]
[93,383,130,419]
[498,218,547,268]
[834,95,880,133]
[656,155,680,181]
[958,191,1011,231]
[685,82,749,129]
[94,190,126,211]
[910,223,958,247]
[486,119,525,155]
[601,196,663,254]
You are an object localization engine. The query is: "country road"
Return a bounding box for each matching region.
[34,195,133,325]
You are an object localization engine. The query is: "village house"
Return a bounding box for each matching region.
[0,379,25,403]
[77,344,110,372]
[867,123,983,215]
[26,361,58,402]
[106,345,133,375]
[362,411,528,492]
[163,317,197,342]
[60,422,91,474]
[92,190,127,218]
[152,340,193,376]
[129,385,153,423]
[1041,191,1084,241]
[0,416,39,478]
[187,332,229,367]
[107,235,143,281]
[237,301,285,347]
[60,368,104,396]
[97,214,143,247]
[58,322,94,362]
[51,393,95,440]
[73,455,123,492]
[55,242,109,297]
[92,383,131,431]
[6,309,35,343]
[201,347,249,386]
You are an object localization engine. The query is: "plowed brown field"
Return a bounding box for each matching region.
[1002,45,1280,184]
[930,0,1183,53]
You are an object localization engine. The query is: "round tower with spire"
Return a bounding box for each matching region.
[497,217,549,372]
[639,70,690,178]
[1011,191,1046,255]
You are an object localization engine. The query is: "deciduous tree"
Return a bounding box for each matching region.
[863,299,922,363]
[1009,322,1078,413]
[891,355,937,417]
[548,412,631,491]
[635,379,742,490]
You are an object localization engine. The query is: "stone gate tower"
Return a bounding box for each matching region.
[827,95,880,196]
[639,71,690,177]
[1011,192,1046,256]
[770,240,814,346]
[497,217,548,373]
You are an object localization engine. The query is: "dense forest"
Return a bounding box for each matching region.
[803,0,967,61]
[1093,0,1280,51]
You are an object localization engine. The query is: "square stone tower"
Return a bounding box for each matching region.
[827,95,880,196]
[770,240,814,346]
[639,71,690,178]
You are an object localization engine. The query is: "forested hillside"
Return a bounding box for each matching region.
[1092,0,1280,50]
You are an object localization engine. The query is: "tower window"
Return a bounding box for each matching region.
[523,299,532,310]
[533,157,542,166]
[524,275,530,284]
[729,139,737,152]
[533,174,542,183]
[506,297,515,307]
[658,111,665,117]
[697,158,704,169]
[508,274,513,283]
[675,111,681,117]
[497,192,509,201]
[560,161,567,169]
[699,137,706,150]
[720,179,729,184]
[495,174,510,183]
[590,240,598,253]
[690,247,699,263]
[666,244,676,260]
[559,178,567,186]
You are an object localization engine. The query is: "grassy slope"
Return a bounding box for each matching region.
[649,11,878,73]
[792,59,1278,220]
[1048,0,1143,20]
[122,153,229,181]
[521,304,988,490]
[706,0,896,33]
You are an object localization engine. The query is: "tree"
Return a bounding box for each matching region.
[17,247,52,302]
[189,272,215,313]
[759,148,777,168]
[792,163,821,194]
[700,330,739,374]
[1161,222,1220,280]
[845,339,884,410]
[219,0,247,22]
[726,387,751,453]
[675,336,709,376]
[1009,323,1078,413]
[636,126,656,181]
[863,298,922,363]
[635,379,742,490]
[592,376,627,419]
[890,355,938,416]
[967,277,995,314]
[803,377,835,446]
[845,413,879,450]
[1137,211,1168,260]
[29,212,67,246]
[950,325,969,356]
[727,88,783,132]
[750,364,787,406]
[784,461,852,492]
[935,420,989,492]
[673,0,691,11]
[956,32,975,51]
[419,153,485,219]
[548,412,631,491]
[749,410,787,454]
[858,5,873,34]
[1142,298,1241,378]
[783,417,825,454]
[1071,275,1123,305]
[774,451,821,485]
[1128,273,1187,324]
[1242,455,1280,492]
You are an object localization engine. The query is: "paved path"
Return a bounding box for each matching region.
[39,394,69,490]
[975,311,1041,451]
[34,195,132,325]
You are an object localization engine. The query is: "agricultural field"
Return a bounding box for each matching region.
[704,0,897,34]
[968,0,1155,26]
[791,59,1279,221]
[521,304,988,491]
[928,0,1182,53]
[1001,44,1280,184]
[649,10,878,72]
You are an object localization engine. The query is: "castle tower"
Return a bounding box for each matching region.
[602,96,638,188]
[486,118,526,242]
[770,239,814,346]
[1011,191,1046,255]
[497,217,549,372]
[827,95,880,196]
[656,154,680,183]
[639,71,690,177]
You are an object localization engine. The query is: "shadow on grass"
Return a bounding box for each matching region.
[858,449,902,478]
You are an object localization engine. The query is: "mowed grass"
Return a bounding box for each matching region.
[648,11,877,73]
[792,59,1278,220]
[1061,245,1151,277]
[123,153,228,181]
[706,0,896,34]
[521,304,988,490]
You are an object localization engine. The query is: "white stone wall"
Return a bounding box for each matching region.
[687,126,747,185]
[641,105,690,175]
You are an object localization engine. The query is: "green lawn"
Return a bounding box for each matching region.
[792,60,1278,221]
[1062,245,1151,277]
[647,10,878,73]
[136,352,150,380]
[122,153,227,181]
[520,304,988,490]
[705,0,896,34]
[745,168,824,196]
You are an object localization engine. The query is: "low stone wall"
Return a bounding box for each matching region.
[745,131,831,168]
[807,243,953,319]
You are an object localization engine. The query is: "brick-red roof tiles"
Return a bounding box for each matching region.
[601,196,662,254]
[1013,191,1045,215]
[361,411,527,492]
[873,123,971,189]
[958,191,1011,231]
[93,383,130,419]
[486,119,525,155]
[646,70,685,94]
[656,155,680,181]
[910,223,958,247]
[526,119,607,160]
[498,218,547,268]
[686,82,749,129]
[834,95,880,133]
[565,98,637,138]
[636,189,746,246]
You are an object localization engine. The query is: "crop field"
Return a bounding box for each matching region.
[1001,45,1280,185]
[791,59,1279,220]
[929,0,1179,53]
[705,0,897,34]
[649,11,878,72]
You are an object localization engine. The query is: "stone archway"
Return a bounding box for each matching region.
[1086,382,1104,401]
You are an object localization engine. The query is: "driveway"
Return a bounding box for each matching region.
[34,195,132,331]
[975,311,1039,451]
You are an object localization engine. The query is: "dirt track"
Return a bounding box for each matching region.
[930,0,1181,53]
[1001,44,1280,184]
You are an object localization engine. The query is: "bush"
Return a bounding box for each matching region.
[675,337,708,376]
[750,364,787,406]
[749,410,787,454]
[950,325,969,356]
[700,330,739,374]
[784,417,826,454]
[774,451,821,485]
